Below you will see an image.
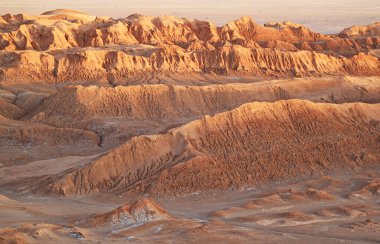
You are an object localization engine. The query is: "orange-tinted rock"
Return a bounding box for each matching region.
[35,100,380,195]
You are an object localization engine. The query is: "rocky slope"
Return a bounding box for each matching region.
[1,45,379,84]
[339,22,380,38]
[33,100,380,195]
[0,115,100,147]
[81,198,172,228]
[0,115,101,166]
[1,9,380,244]
[3,76,377,163]
[0,11,379,84]
[27,76,380,126]
[1,11,377,54]
[18,76,379,148]
[337,22,380,59]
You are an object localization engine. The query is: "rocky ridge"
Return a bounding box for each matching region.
[33,100,380,195]
[0,10,379,84]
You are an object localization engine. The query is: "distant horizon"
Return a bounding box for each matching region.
[0,0,379,34]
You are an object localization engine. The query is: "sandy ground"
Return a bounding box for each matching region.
[0,170,379,243]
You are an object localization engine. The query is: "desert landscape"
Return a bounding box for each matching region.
[0,7,380,243]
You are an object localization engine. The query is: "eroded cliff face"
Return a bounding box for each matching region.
[1,11,377,53]
[1,44,379,84]
[0,11,379,84]
[34,100,380,195]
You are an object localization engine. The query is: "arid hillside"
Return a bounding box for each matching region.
[4,76,376,149]
[26,76,380,126]
[31,100,380,195]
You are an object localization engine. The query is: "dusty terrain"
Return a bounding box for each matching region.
[0,9,380,243]
[1,172,380,243]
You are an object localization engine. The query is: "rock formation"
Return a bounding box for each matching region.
[15,76,378,149]
[81,198,172,227]
[1,8,380,244]
[339,22,380,38]
[34,100,380,195]
[0,11,379,84]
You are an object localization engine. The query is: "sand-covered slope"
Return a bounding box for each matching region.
[34,100,380,195]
